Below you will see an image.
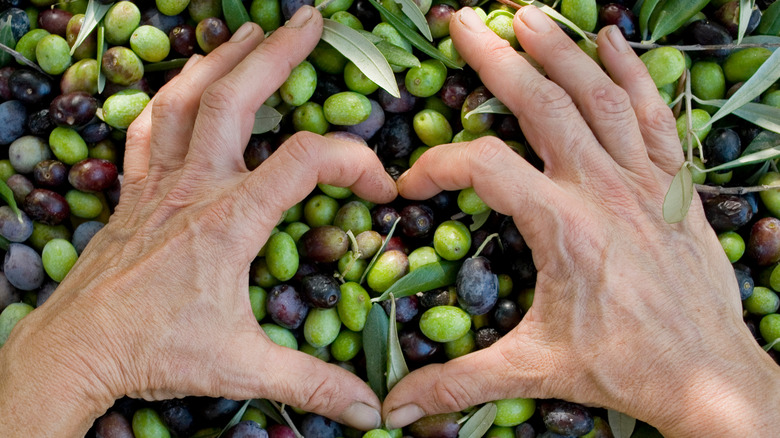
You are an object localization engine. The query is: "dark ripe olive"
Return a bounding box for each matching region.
[105,178,121,209]
[169,24,196,57]
[703,127,741,167]
[400,204,435,239]
[475,326,501,349]
[714,1,762,38]
[748,217,780,266]
[344,99,385,140]
[703,195,753,232]
[408,412,461,438]
[428,190,459,217]
[385,163,407,181]
[377,76,418,113]
[399,327,440,363]
[192,397,243,424]
[540,400,595,437]
[300,414,342,438]
[281,0,314,20]
[301,273,341,308]
[0,66,15,100]
[496,115,522,140]
[244,135,274,171]
[298,225,349,263]
[515,423,536,438]
[470,229,498,259]
[292,261,318,284]
[381,295,419,323]
[68,158,119,192]
[9,69,52,105]
[158,399,195,438]
[440,73,470,110]
[141,7,185,34]
[94,411,134,438]
[508,252,537,287]
[599,3,637,40]
[33,160,68,190]
[735,267,754,300]
[684,20,733,59]
[500,216,527,254]
[353,0,381,28]
[38,8,73,37]
[459,0,479,7]
[49,92,98,128]
[0,8,29,41]
[268,424,297,438]
[26,109,56,137]
[461,86,494,134]
[24,189,70,225]
[738,125,763,145]
[491,299,523,332]
[426,4,455,39]
[80,120,112,143]
[6,174,33,205]
[457,256,499,315]
[310,73,342,105]
[267,284,309,330]
[371,205,400,235]
[383,236,409,254]
[375,114,414,160]
[223,421,268,438]
[420,287,457,308]
[0,0,21,10]
[195,17,230,53]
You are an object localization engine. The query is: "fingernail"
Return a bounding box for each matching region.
[342,402,381,430]
[385,404,425,430]
[181,54,202,73]
[287,6,314,28]
[458,8,486,33]
[607,25,630,53]
[519,6,552,33]
[231,22,255,42]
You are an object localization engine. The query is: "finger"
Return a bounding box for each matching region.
[450,8,602,178]
[596,25,683,175]
[147,22,266,177]
[223,331,382,431]
[513,7,652,175]
[397,138,560,245]
[188,6,323,172]
[383,333,551,429]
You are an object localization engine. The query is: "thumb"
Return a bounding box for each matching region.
[382,331,552,429]
[221,330,383,431]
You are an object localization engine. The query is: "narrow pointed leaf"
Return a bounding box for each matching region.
[216,400,251,437]
[248,399,285,424]
[253,105,283,134]
[386,293,409,391]
[374,260,460,302]
[360,217,400,285]
[639,0,663,40]
[514,1,597,48]
[70,0,112,56]
[0,17,15,66]
[741,35,780,51]
[470,209,492,231]
[223,0,251,33]
[357,29,383,43]
[0,179,22,221]
[143,58,189,72]
[743,130,780,156]
[737,0,755,44]
[608,410,637,438]
[97,24,106,94]
[703,146,780,173]
[757,1,780,37]
[697,98,780,134]
[367,0,463,68]
[649,0,709,44]
[364,303,389,400]
[465,97,512,119]
[321,18,400,98]
[663,163,693,224]
[376,40,421,68]
[457,403,498,438]
[392,0,433,41]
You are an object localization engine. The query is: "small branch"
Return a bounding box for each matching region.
[0,42,50,76]
[695,183,780,195]
[672,69,687,119]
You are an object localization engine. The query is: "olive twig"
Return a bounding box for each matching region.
[672,69,687,119]
[695,183,780,195]
[269,401,304,438]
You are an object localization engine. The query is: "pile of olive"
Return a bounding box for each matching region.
[1,0,780,437]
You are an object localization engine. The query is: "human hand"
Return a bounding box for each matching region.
[382,6,780,435]
[0,7,395,436]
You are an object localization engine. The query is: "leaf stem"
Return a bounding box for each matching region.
[763,338,780,352]
[684,68,694,163]
[473,233,499,258]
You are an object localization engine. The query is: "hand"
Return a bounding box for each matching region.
[0,7,395,435]
[382,6,780,435]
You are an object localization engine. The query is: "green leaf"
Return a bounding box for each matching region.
[374,260,461,302]
[0,179,22,221]
[706,48,780,126]
[514,1,597,48]
[357,29,383,43]
[741,35,780,51]
[223,0,251,33]
[702,146,780,173]
[743,130,780,156]
[321,18,400,98]
[360,217,400,285]
[746,160,771,185]
[457,403,497,438]
[70,0,112,56]
[663,163,693,224]
[97,24,106,94]
[392,0,432,41]
[465,97,512,120]
[367,0,463,68]
[639,0,663,40]
[608,410,637,438]
[143,58,189,72]
[737,0,755,45]
[248,399,285,425]
[364,303,389,400]
[386,293,409,392]
[648,0,709,44]
[0,235,10,252]
[253,105,283,134]
[763,338,780,352]
[217,400,251,437]
[470,209,492,232]
[0,17,15,67]
[757,0,780,37]
[376,40,421,68]
[697,98,780,134]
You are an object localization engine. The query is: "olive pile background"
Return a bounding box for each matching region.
[0,0,780,436]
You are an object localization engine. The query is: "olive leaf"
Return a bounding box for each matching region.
[143,58,190,72]
[70,0,112,56]
[705,48,780,127]
[364,303,389,400]
[746,160,771,185]
[465,98,512,119]
[386,293,409,392]
[457,403,497,438]
[470,209,492,232]
[663,162,693,224]
[373,260,461,302]
[608,410,637,438]
[697,145,780,173]
[223,0,251,33]
[392,0,433,41]
[757,1,780,36]
[253,105,283,134]
[97,24,106,94]
[248,399,285,425]
[0,178,22,221]
[639,0,663,40]
[763,338,780,352]
[216,400,251,437]
[742,35,780,51]
[648,0,709,44]
[377,40,421,68]
[367,0,463,69]
[743,130,780,156]
[0,235,9,251]
[0,16,15,67]
[321,18,401,98]
[360,217,400,285]
[696,98,780,135]
[514,1,597,48]
[737,0,755,45]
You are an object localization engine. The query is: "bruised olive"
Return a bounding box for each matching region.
[298,225,349,263]
[703,195,754,232]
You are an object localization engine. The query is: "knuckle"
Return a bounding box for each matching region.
[200,81,240,114]
[151,89,186,119]
[430,377,472,413]
[547,38,577,61]
[281,131,321,169]
[638,104,676,135]
[528,82,575,115]
[468,137,507,172]
[479,39,516,73]
[586,83,633,120]
[298,377,339,413]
